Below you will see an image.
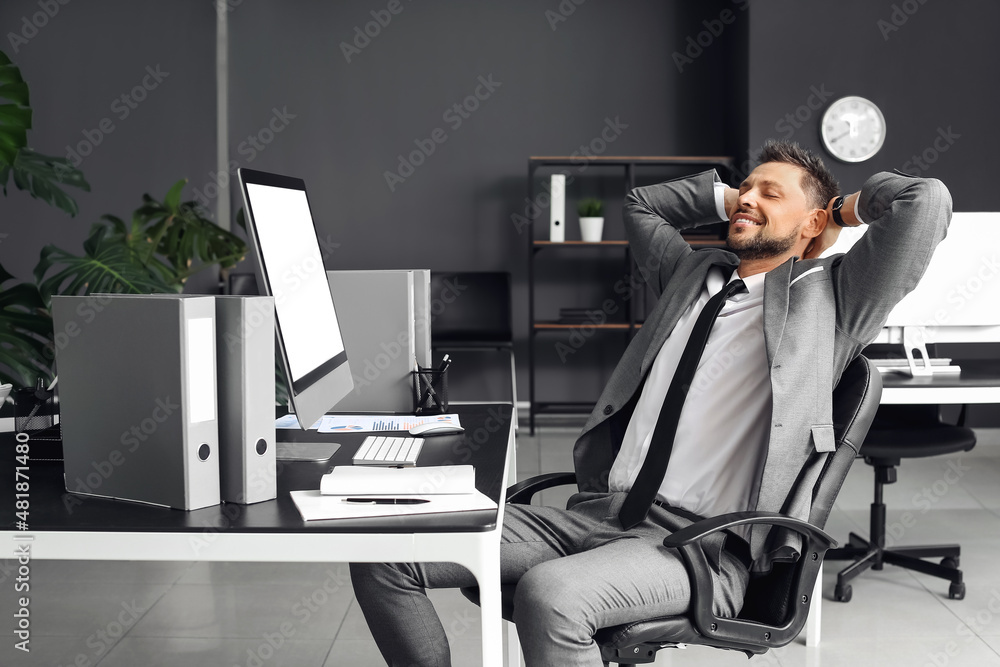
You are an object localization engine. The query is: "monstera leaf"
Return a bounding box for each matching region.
[34,224,175,304]
[0,262,53,388]
[0,50,29,165]
[132,179,247,282]
[0,49,89,215]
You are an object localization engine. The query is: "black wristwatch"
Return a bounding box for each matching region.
[831,195,847,227]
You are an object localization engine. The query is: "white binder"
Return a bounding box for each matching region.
[550,173,566,242]
[215,296,277,504]
[411,269,432,369]
[53,295,221,510]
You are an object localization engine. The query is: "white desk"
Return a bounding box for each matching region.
[1,403,516,667]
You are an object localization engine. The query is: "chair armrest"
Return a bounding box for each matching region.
[662,511,836,550]
[663,511,835,650]
[506,472,577,505]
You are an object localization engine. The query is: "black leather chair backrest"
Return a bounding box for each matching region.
[430,272,512,344]
[738,355,881,627]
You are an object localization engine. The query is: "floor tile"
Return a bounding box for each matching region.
[97,636,333,667]
[176,561,350,586]
[773,635,1000,667]
[29,560,194,585]
[322,638,387,667]
[0,635,105,667]
[129,583,351,640]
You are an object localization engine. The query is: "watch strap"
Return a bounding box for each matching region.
[831,195,846,227]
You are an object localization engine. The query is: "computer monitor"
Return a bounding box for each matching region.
[824,211,1000,372]
[237,168,353,429]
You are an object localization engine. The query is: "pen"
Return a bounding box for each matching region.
[343,497,430,505]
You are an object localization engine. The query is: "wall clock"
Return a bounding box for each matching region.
[820,96,886,163]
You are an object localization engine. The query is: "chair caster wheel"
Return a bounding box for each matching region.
[949,582,966,600]
[835,584,852,602]
[941,557,960,569]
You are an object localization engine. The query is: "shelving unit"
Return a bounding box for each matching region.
[527,156,735,433]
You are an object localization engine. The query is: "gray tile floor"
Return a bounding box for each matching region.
[4,426,1000,666]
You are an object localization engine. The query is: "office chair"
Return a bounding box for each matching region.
[826,403,975,602]
[430,272,517,422]
[463,355,882,665]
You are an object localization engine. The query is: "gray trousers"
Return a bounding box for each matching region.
[350,492,749,667]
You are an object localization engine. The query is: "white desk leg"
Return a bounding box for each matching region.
[805,561,822,646]
[504,620,522,667]
[452,536,503,667]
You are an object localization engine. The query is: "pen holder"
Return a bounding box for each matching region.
[412,366,449,415]
[14,380,58,433]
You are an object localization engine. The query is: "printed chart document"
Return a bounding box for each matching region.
[289,465,497,521]
[276,413,463,433]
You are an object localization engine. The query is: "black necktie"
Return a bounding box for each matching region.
[618,278,747,530]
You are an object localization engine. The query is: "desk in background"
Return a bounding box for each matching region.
[0,403,516,667]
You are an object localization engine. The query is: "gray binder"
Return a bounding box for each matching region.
[53,295,221,510]
[215,296,277,504]
[411,269,432,369]
[326,270,418,412]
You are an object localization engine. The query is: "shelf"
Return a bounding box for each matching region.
[534,323,641,331]
[534,240,629,246]
[529,155,736,167]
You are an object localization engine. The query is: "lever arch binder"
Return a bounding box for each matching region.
[52,295,221,510]
[215,296,277,504]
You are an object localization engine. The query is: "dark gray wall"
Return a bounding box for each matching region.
[224,0,746,405]
[0,0,218,292]
[745,0,1000,424]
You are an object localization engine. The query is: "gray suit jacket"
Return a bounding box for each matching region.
[572,169,952,570]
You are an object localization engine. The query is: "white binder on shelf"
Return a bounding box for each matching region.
[52,294,221,510]
[215,296,277,504]
[410,269,432,369]
[326,270,418,412]
[549,173,566,242]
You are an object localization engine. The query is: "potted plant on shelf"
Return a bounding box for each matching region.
[577,198,604,242]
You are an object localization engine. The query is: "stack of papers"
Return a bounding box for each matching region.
[275,413,462,433]
[289,465,497,521]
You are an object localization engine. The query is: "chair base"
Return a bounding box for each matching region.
[827,531,966,602]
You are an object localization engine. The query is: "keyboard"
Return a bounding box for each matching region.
[352,436,425,467]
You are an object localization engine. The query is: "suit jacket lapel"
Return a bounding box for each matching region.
[763,258,794,366]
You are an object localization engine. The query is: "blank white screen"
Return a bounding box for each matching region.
[246,182,345,382]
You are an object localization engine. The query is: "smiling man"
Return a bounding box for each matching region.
[350,140,952,667]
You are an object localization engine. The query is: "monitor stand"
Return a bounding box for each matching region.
[276,442,341,462]
[872,327,962,377]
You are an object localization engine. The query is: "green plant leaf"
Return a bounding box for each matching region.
[34,224,175,304]
[163,178,186,212]
[0,263,53,389]
[8,148,90,216]
[0,50,30,166]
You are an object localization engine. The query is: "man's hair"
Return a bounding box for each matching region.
[758,139,839,209]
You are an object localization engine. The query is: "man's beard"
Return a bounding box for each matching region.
[726,225,800,260]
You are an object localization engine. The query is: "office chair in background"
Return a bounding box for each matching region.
[826,403,975,602]
[463,355,882,665]
[430,272,517,425]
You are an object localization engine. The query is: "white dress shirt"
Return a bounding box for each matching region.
[608,269,771,537]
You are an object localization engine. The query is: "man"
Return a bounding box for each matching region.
[351,140,952,666]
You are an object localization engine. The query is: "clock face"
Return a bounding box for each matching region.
[820,96,886,163]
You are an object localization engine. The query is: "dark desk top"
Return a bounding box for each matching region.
[0,404,513,535]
